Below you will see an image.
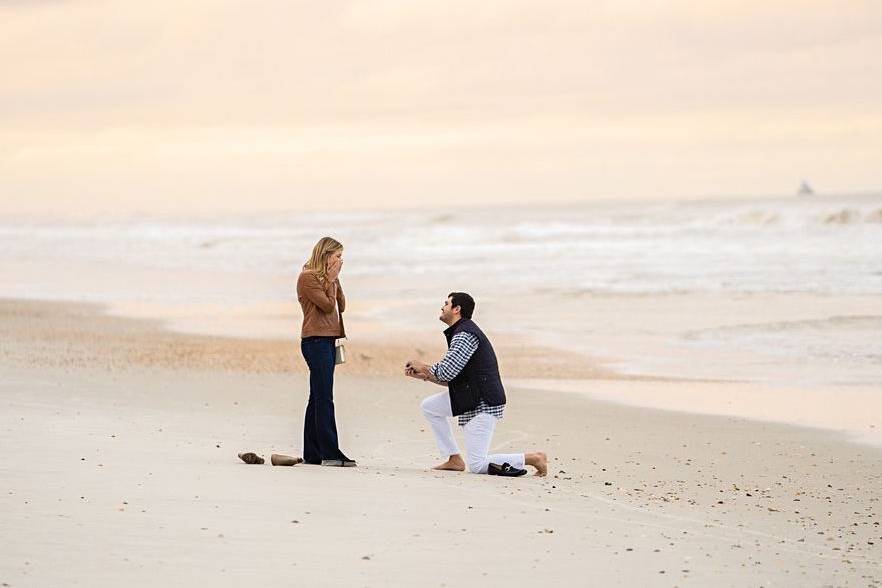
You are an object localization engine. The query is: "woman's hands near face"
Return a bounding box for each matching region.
[326,255,343,281]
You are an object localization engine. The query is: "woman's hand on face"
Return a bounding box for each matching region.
[326,257,343,281]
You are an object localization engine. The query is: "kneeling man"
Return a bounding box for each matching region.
[405,292,547,477]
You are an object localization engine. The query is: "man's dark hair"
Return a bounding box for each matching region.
[448,292,475,319]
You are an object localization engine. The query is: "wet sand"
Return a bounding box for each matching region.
[1,299,881,587]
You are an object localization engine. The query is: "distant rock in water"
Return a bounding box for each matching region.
[797,181,815,196]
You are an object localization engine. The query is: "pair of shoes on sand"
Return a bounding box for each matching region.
[238,452,303,466]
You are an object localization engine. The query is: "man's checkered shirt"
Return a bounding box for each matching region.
[431,331,505,426]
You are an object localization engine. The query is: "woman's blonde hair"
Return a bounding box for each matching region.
[303,236,343,282]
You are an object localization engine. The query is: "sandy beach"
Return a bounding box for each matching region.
[1,298,880,587]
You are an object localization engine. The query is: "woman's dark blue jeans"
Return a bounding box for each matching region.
[300,336,347,464]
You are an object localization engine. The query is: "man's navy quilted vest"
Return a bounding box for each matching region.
[443,318,506,416]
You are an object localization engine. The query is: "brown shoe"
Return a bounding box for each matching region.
[271,454,304,466]
[238,452,265,465]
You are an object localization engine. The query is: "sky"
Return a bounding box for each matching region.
[1,0,881,214]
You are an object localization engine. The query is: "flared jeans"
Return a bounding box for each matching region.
[300,336,347,464]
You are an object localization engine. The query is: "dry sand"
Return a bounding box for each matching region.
[1,299,881,587]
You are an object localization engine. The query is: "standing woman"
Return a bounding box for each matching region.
[297,237,356,467]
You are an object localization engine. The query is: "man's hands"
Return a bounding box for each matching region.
[326,256,343,282]
[405,360,447,386]
[404,360,432,381]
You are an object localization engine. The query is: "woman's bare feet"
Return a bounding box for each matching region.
[433,454,466,471]
[525,451,548,476]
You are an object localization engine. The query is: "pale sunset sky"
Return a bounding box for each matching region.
[1,0,881,214]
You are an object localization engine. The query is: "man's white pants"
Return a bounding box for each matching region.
[420,391,525,474]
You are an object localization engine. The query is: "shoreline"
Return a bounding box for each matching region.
[0,297,616,380]
[510,378,882,449]
[3,296,880,449]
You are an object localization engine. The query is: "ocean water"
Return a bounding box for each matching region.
[1,193,880,385]
[3,194,881,295]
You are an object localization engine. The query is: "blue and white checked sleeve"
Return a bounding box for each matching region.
[431,332,479,383]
